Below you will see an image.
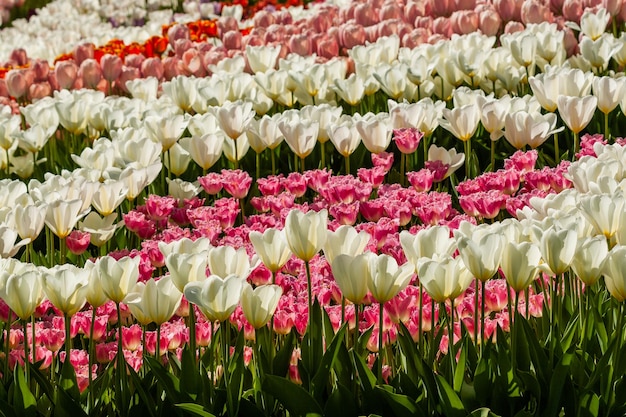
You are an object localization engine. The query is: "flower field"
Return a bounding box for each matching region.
[0,0,625,416]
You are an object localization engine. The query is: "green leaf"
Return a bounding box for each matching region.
[54,388,88,417]
[175,403,217,417]
[127,364,157,417]
[273,331,295,377]
[578,392,600,417]
[59,358,80,402]
[145,356,186,403]
[542,351,574,417]
[324,383,359,417]
[435,374,466,417]
[300,300,324,388]
[262,375,323,416]
[375,386,419,417]
[351,350,376,393]
[454,341,467,392]
[469,408,502,417]
[180,347,200,399]
[311,323,347,401]
[12,366,36,417]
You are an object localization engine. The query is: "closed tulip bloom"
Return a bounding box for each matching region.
[355,116,392,154]
[571,236,608,287]
[604,244,626,302]
[184,274,244,322]
[9,203,46,242]
[214,100,255,141]
[503,111,563,149]
[284,209,328,262]
[540,226,578,276]
[165,251,209,293]
[246,44,281,74]
[328,118,361,158]
[400,226,456,271]
[278,118,320,159]
[500,241,543,293]
[144,114,188,152]
[455,232,505,282]
[368,254,414,304]
[592,76,625,115]
[79,212,118,247]
[91,181,128,216]
[158,237,211,259]
[41,264,89,316]
[45,199,83,239]
[249,228,292,273]
[323,225,370,266]
[0,268,44,320]
[179,132,225,171]
[125,276,182,326]
[578,193,624,239]
[333,73,366,106]
[439,104,481,142]
[84,259,108,309]
[208,245,255,280]
[557,95,598,135]
[96,255,140,304]
[417,254,474,304]
[331,253,372,304]
[241,283,283,328]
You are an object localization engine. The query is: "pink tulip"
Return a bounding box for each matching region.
[456,0,477,9]
[316,36,339,60]
[549,0,566,13]
[217,16,238,36]
[253,10,276,28]
[402,28,430,48]
[79,58,102,89]
[562,0,584,22]
[174,38,194,59]
[125,54,145,68]
[276,9,294,25]
[288,33,312,56]
[407,169,435,192]
[504,20,526,33]
[360,199,385,222]
[354,2,380,26]
[264,25,286,44]
[604,0,623,15]
[0,79,8,97]
[9,48,28,66]
[479,8,502,36]
[222,30,243,50]
[140,57,164,80]
[66,230,90,255]
[432,16,453,37]
[405,0,429,22]
[73,42,94,65]
[5,69,28,99]
[28,81,51,100]
[562,26,579,56]
[451,10,479,34]
[31,59,49,82]
[521,0,554,24]
[415,15,434,29]
[167,23,190,47]
[101,54,122,82]
[117,66,140,93]
[162,56,183,80]
[495,0,522,21]
[243,34,264,48]
[181,49,206,77]
[380,1,404,20]
[430,0,453,17]
[54,60,78,90]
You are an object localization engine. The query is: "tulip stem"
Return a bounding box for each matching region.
[320,142,326,169]
[474,280,479,349]
[400,153,406,186]
[64,313,72,359]
[481,280,486,353]
[378,301,384,385]
[605,112,610,141]
[490,140,495,171]
[301,157,305,174]
[418,284,424,353]
[22,319,30,386]
[574,132,580,158]
[554,132,560,163]
[271,150,276,175]
[447,301,456,382]
[256,153,261,181]
[464,140,472,179]
[156,324,161,359]
[345,155,350,175]
[188,303,197,365]
[88,308,96,411]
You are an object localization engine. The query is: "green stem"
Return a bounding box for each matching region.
[345,154,350,176]
[464,139,472,179]
[448,300,455,381]
[256,152,261,181]
[490,139,495,171]
[400,153,406,186]
[271,148,276,175]
[301,157,305,174]
[189,303,196,364]
[481,280,486,353]
[156,324,161,359]
[4,310,11,383]
[474,280,479,348]
[23,320,29,386]
[605,112,610,141]
[378,301,384,385]
[574,131,580,157]
[64,313,72,359]
[320,141,326,169]
[554,132,560,163]
[88,308,96,411]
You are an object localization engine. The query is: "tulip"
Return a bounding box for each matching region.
[284,209,328,263]
[557,95,597,155]
[44,199,83,240]
[96,255,140,304]
[184,274,243,323]
[246,44,281,74]
[539,226,578,276]
[249,228,292,274]
[78,212,118,247]
[41,264,89,317]
[368,254,414,305]
[144,114,188,153]
[417,254,474,304]
[162,76,197,113]
[426,144,465,181]
[159,237,211,259]
[580,7,610,41]
[331,253,372,305]
[165,251,209,293]
[503,111,563,150]
[241,283,283,329]
[333,73,366,107]
[180,132,225,172]
[323,225,371,266]
[0,268,44,321]
[500,241,543,293]
[208,245,255,280]
[578,193,624,240]
[125,276,182,327]
[356,116,392,154]
[571,236,608,287]
[592,76,625,139]
[328,118,361,173]
[278,118,319,170]
[602,246,626,302]
[91,181,128,217]
[0,226,29,258]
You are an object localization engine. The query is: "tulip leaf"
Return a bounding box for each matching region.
[357,324,375,356]
[578,392,600,417]
[237,397,265,417]
[127,364,157,417]
[324,383,359,417]
[12,366,36,417]
[273,331,295,377]
[454,341,467,392]
[0,400,15,417]
[520,315,548,386]
[180,347,200,399]
[542,350,574,417]
[59,358,80,402]
[262,375,323,416]
[29,367,54,404]
[311,322,347,401]
[435,374,466,417]
[351,350,376,393]
[469,408,502,417]
[175,403,217,417]
[333,339,353,389]
[144,356,187,403]
[54,388,88,417]
[375,386,421,417]
[300,300,324,388]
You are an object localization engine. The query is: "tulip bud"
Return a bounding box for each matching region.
[5,69,28,99]
[101,54,123,82]
[55,61,78,90]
